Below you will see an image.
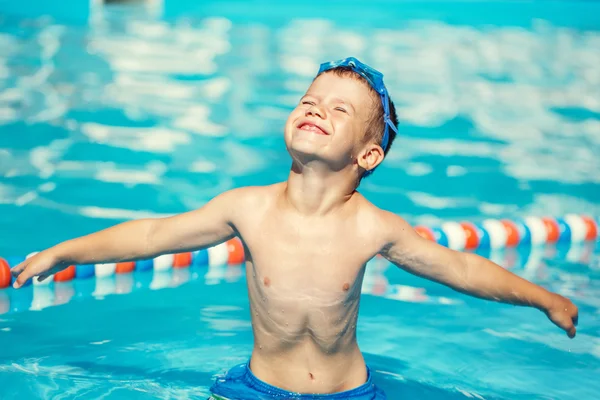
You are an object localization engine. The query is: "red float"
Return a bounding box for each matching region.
[414,226,435,241]
[542,217,560,243]
[227,238,245,265]
[54,265,76,282]
[460,222,480,250]
[581,216,598,241]
[501,220,520,247]
[0,258,11,289]
[115,262,136,274]
[173,253,192,268]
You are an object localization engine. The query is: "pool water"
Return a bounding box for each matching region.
[1,1,599,399]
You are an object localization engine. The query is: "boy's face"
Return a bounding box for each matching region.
[284,73,376,172]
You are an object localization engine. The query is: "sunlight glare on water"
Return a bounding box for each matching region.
[0,1,599,399]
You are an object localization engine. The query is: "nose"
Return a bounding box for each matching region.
[305,104,325,119]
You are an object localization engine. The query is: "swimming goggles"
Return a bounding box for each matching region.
[317,57,398,156]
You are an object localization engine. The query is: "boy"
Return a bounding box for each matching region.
[11,57,578,399]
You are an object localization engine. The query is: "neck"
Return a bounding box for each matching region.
[283,161,358,215]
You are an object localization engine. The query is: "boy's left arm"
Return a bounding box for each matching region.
[377,211,579,338]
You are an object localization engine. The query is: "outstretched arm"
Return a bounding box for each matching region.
[11,188,247,288]
[377,211,579,338]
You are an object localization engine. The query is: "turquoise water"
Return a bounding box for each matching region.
[1,1,600,399]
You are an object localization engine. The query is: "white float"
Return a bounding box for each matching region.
[441,222,467,251]
[564,214,587,243]
[95,263,117,278]
[482,219,508,249]
[153,254,174,271]
[208,242,229,267]
[524,217,548,246]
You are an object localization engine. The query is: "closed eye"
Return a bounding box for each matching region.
[334,107,347,113]
[302,101,315,106]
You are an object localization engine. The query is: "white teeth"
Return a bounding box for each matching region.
[300,124,325,134]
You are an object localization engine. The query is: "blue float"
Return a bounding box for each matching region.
[135,259,154,272]
[474,224,491,249]
[192,249,209,266]
[430,227,448,247]
[75,264,95,279]
[513,220,531,246]
[555,218,572,244]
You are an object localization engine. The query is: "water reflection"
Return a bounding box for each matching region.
[0,7,598,229]
[0,5,599,229]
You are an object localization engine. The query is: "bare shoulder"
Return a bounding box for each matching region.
[216,183,283,218]
[352,191,399,225]
[225,183,282,207]
[352,192,414,246]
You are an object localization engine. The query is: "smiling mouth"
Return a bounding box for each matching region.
[298,122,328,135]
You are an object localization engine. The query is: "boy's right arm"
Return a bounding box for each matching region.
[11,188,245,288]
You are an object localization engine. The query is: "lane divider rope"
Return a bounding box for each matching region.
[0,214,598,292]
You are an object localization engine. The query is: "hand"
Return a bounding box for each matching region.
[10,250,70,289]
[544,293,579,338]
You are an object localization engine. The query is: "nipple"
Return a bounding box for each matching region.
[264,277,271,287]
[342,283,350,291]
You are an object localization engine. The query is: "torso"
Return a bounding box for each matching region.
[232,183,384,393]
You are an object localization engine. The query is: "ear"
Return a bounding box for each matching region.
[356,144,385,173]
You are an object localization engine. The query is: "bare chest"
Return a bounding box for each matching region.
[233,196,381,353]
[240,211,373,294]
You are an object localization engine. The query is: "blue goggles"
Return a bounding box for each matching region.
[317,57,397,155]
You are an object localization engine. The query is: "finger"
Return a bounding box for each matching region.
[573,313,578,327]
[559,316,576,338]
[13,269,36,289]
[10,261,28,277]
[552,313,573,335]
[13,275,24,289]
[37,272,51,282]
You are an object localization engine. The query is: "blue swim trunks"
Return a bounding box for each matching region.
[209,361,387,399]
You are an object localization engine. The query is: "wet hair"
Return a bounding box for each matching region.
[315,66,399,162]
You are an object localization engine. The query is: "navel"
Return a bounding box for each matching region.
[342,282,350,291]
[308,372,315,380]
[263,277,271,287]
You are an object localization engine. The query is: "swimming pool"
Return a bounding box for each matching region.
[0,0,599,398]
